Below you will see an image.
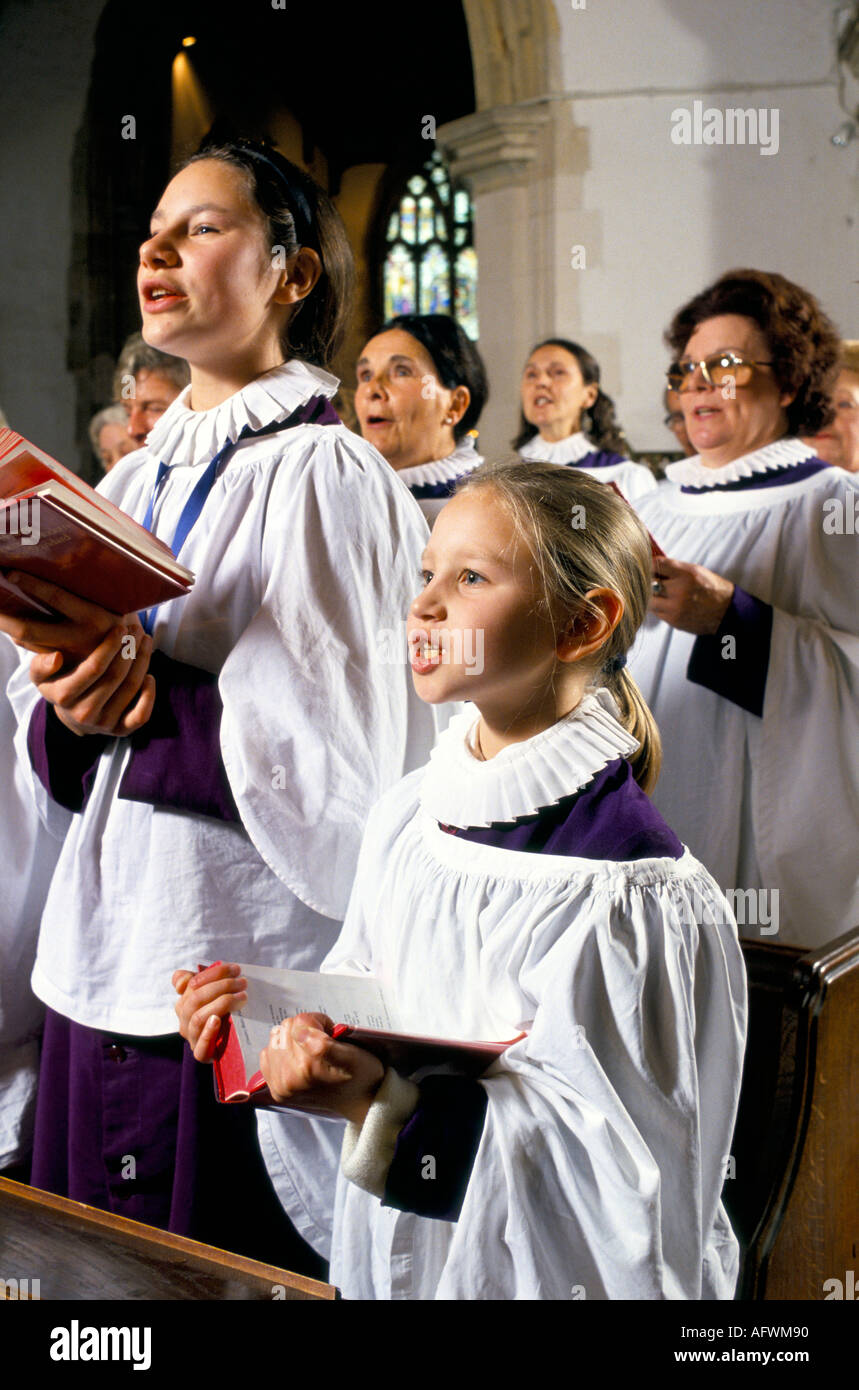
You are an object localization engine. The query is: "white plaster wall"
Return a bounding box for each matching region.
[493,0,859,453]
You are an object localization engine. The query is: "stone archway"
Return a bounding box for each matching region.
[464,0,561,110]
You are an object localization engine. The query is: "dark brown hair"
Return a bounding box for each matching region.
[382,314,488,440]
[665,268,840,436]
[184,139,354,369]
[514,338,628,454]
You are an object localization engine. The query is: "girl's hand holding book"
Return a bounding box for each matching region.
[260,1012,385,1125]
[0,570,130,658]
[1,571,157,737]
[173,962,248,1062]
[33,623,155,738]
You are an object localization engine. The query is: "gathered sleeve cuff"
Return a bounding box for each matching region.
[118,651,240,823]
[27,699,108,813]
[686,586,773,716]
[340,1067,488,1223]
[340,1068,420,1199]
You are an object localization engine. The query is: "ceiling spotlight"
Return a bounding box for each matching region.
[182,36,197,48]
[831,119,857,147]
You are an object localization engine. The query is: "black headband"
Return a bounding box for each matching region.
[237,143,315,246]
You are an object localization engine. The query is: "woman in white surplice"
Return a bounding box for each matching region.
[178,462,747,1300]
[516,337,657,504]
[630,268,859,949]
[352,313,489,524]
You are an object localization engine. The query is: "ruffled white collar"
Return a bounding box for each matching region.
[518,432,593,464]
[397,436,483,488]
[420,688,640,828]
[665,436,815,488]
[146,360,339,469]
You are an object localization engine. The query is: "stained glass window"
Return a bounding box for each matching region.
[380,150,478,340]
[383,244,417,322]
[454,248,478,331]
[420,245,450,314]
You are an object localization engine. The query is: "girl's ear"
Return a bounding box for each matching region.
[273,247,322,306]
[582,382,599,412]
[557,587,624,663]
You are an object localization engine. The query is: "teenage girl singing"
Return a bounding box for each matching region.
[1,139,434,1271]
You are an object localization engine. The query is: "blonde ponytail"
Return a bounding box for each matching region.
[605,667,662,795]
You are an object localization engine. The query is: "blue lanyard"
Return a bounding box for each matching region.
[138,440,233,634]
[137,415,301,634]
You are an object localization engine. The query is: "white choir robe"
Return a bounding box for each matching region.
[6,360,436,1253]
[395,436,484,525]
[291,697,747,1299]
[0,635,65,1169]
[629,440,859,948]
[519,431,658,504]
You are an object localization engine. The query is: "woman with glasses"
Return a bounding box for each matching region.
[516,338,657,503]
[629,267,859,949]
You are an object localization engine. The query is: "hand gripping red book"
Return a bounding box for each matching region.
[0,427,194,617]
[208,964,526,1116]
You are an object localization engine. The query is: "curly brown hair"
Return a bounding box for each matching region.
[665,269,840,436]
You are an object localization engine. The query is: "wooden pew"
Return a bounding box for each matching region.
[0,1176,336,1300]
[723,926,859,1300]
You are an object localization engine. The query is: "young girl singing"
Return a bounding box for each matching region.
[0,139,435,1270]
[177,461,748,1299]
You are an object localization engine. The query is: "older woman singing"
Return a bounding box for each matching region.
[629,268,859,948]
[353,314,488,523]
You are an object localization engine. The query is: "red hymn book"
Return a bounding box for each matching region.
[0,428,194,619]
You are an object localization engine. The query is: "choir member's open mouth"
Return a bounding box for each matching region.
[141,279,187,311]
[409,629,444,673]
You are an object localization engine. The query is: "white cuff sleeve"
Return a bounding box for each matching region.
[340,1067,420,1198]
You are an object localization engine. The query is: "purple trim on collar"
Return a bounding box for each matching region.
[680,458,828,494]
[573,449,627,470]
[409,474,467,501]
[687,586,772,717]
[118,651,239,823]
[228,394,340,445]
[27,700,108,812]
[383,1075,487,1222]
[442,758,682,861]
[297,394,341,427]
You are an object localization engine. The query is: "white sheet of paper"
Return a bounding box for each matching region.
[233,964,399,1078]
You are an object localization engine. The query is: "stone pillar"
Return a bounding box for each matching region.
[438,102,579,458]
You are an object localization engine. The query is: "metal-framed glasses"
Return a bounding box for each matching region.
[666,351,774,391]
